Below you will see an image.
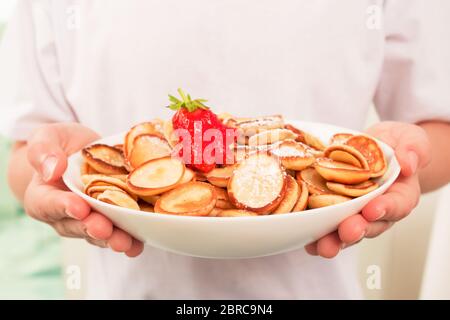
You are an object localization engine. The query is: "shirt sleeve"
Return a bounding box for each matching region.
[0,0,76,141]
[375,0,450,123]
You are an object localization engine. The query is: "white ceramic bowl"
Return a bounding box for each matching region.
[63,120,400,259]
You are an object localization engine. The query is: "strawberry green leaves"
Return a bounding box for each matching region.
[167,88,209,112]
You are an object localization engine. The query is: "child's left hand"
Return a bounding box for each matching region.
[305,121,432,258]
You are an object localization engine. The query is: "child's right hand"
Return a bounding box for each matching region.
[24,123,144,257]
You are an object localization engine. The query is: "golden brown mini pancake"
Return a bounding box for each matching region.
[154,182,217,216]
[139,195,160,206]
[178,168,195,185]
[127,157,185,196]
[272,175,301,214]
[97,189,140,211]
[205,165,236,188]
[81,174,127,186]
[214,187,234,209]
[330,133,353,145]
[344,135,387,178]
[124,121,165,161]
[86,185,125,198]
[163,120,179,148]
[326,180,379,197]
[296,167,333,195]
[82,144,128,175]
[231,115,285,136]
[284,124,326,151]
[292,180,309,212]
[308,194,352,209]
[80,162,98,175]
[247,129,298,146]
[270,140,315,171]
[315,158,371,184]
[324,144,369,169]
[128,134,172,169]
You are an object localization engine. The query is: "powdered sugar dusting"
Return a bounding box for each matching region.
[236,116,284,129]
[271,145,308,158]
[231,154,284,208]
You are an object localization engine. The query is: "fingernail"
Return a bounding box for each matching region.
[342,230,366,249]
[355,229,366,243]
[65,210,76,219]
[408,151,418,175]
[86,229,98,240]
[375,209,386,220]
[41,155,58,182]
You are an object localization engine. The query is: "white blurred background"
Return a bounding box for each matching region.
[0,1,16,23]
[0,0,449,300]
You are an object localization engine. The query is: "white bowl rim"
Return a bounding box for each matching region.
[63,120,401,222]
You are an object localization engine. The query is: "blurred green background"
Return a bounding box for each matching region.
[0,17,64,299]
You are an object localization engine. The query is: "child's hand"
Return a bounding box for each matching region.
[24,123,144,257]
[305,122,432,258]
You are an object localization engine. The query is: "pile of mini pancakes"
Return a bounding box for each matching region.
[80,115,387,217]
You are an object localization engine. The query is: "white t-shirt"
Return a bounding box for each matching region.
[1,0,449,299]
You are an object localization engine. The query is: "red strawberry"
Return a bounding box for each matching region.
[168,89,235,173]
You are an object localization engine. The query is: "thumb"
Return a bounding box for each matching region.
[27,126,68,182]
[394,130,431,177]
[27,123,100,182]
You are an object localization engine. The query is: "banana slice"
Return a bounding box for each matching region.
[344,135,387,178]
[296,167,333,195]
[82,144,128,174]
[247,129,298,146]
[216,209,258,217]
[128,134,172,169]
[205,165,236,188]
[97,189,140,211]
[326,180,379,197]
[127,157,185,196]
[272,175,300,214]
[124,121,165,160]
[315,158,371,184]
[154,182,216,216]
[324,144,369,169]
[308,194,351,209]
[270,140,315,170]
[228,153,286,214]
